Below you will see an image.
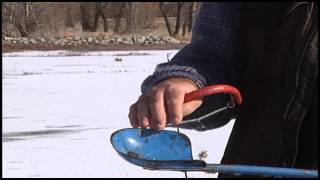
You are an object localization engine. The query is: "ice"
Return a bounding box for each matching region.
[2,50,234,178]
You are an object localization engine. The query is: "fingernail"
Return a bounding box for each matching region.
[172,116,180,125]
[152,121,164,131]
[142,117,148,126]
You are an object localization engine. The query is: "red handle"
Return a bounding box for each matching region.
[184,85,242,105]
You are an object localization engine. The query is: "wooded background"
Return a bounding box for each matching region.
[2,2,202,41]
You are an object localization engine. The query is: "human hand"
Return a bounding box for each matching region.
[128,77,202,130]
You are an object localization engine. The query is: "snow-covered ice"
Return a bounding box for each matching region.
[2,50,234,178]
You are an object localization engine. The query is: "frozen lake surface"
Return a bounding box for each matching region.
[2,50,234,178]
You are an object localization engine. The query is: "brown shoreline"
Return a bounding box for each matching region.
[2,43,187,53]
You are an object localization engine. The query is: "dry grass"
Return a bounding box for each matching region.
[2,42,188,53]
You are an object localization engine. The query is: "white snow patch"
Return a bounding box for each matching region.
[3,50,234,178]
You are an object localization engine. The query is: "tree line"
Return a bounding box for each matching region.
[2,2,201,40]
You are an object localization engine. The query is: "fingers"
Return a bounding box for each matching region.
[128,87,167,130]
[165,87,184,126]
[128,78,202,130]
[137,96,150,128]
[148,88,167,130]
[128,103,139,128]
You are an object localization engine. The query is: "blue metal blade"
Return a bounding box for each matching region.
[110,128,193,161]
[116,151,206,171]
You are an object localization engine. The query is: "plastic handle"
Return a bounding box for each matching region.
[184,85,242,105]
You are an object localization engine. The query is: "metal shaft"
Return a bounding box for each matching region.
[204,164,318,178]
[166,106,229,127]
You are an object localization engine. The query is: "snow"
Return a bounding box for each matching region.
[2,50,234,178]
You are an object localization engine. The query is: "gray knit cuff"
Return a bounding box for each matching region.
[141,64,207,93]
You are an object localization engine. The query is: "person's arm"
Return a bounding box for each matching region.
[129,3,243,130]
[142,2,243,93]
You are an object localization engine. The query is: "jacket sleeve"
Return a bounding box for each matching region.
[141,2,243,93]
[140,3,243,130]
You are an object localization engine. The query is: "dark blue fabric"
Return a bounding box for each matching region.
[140,3,244,130]
[141,2,243,93]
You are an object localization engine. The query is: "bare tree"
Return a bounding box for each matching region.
[125,2,139,44]
[181,2,197,36]
[190,2,201,31]
[79,2,96,32]
[2,2,40,37]
[93,2,111,32]
[174,2,184,36]
[64,4,75,28]
[137,2,157,29]
[159,2,173,36]
[113,2,126,33]
[159,2,186,37]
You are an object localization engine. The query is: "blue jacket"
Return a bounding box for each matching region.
[142,3,242,93]
[141,3,244,130]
